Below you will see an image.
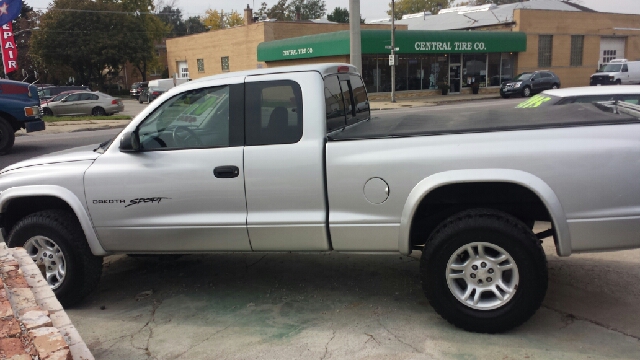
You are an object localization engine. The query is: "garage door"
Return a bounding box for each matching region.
[600,37,626,66]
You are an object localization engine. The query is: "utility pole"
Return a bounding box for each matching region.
[349,0,362,73]
[391,0,396,103]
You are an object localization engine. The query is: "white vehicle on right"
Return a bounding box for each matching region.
[590,59,640,86]
[516,85,640,108]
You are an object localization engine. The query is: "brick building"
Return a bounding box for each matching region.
[166,1,640,94]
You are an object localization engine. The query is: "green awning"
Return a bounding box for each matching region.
[257,29,526,62]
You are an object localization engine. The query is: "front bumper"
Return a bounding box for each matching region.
[590,77,616,86]
[24,119,45,133]
[500,87,522,96]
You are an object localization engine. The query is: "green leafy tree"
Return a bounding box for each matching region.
[286,0,326,20]
[31,0,151,87]
[388,0,454,19]
[267,0,289,21]
[185,16,207,33]
[157,5,187,36]
[256,2,268,18]
[327,7,348,23]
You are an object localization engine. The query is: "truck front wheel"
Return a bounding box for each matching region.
[7,210,103,307]
[0,117,16,155]
[420,209,547,333]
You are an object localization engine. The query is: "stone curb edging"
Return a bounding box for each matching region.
[0,243,94,360]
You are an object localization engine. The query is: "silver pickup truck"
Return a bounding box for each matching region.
[1,64,639,333]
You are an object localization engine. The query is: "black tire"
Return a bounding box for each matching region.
[91,107,106,116]
[551,83,559,89]
[616,80,622,85]
[500,94,510,99]
[522,86,532,97]
[0,117,16,155]
[421,208,547,333]
[42,108,54,116]
[138,98,143,104]
[7,210,103,307]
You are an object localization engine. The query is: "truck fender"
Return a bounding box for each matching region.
[398,169,571,257]
[0,185,107,256]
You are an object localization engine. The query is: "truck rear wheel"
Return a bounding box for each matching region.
[420,208,547,333]
[0,117,16,155]
[7,210,103,307]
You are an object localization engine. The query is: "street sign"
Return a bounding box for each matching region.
[385,46,400,51]
[389,55,398,66]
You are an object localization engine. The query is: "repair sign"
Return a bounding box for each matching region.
[1,22,18,74]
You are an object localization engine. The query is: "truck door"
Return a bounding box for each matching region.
[243,73,330,251]
[84,82,250,252]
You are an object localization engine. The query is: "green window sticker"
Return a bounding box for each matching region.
[516,95,552,108]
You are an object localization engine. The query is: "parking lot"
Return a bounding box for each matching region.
[66,224,640,360]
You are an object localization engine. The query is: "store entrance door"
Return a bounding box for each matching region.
[449,64,461,93]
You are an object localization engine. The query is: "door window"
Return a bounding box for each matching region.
[137,86,237,151]
[349,75,370,125]
[79,93,94,100]
[64,94,81,102]
[245,80,303,146]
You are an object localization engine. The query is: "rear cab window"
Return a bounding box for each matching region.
[324,73,370,134]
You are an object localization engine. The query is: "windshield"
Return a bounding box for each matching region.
[513,73,532,81]
[602,64,623,72]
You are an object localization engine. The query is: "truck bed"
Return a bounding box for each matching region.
[329,103,640,141]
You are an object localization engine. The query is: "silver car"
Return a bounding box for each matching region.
[43,91,124,116]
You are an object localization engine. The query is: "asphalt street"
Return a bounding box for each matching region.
[2,98,639,359]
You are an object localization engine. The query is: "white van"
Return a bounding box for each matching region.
[147,78,190,91]
[590,59,640,86]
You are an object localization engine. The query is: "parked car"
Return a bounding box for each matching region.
[44,91,124,116]
[40,90,83,107]
[130,82,148,99]
[500,70,561,98]
[138,87,165,103]
[37,86,90,102]
[3,64,640,334]
[516,85,640,108]
[0,80,45,153]
[590,59,640,86]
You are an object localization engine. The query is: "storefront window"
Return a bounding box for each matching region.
[394,56,408,91]
[462,54,487,88]
[407,57,421,90]
[487,53,502,86]
[361,55,379,93]
[501,53,516,83]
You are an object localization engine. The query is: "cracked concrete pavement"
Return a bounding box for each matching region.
[65,223,640,359]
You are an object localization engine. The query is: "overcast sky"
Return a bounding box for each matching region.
[25,0,640,20]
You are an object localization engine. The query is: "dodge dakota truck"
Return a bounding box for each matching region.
[1,64,639,333]
[0,80,45,154]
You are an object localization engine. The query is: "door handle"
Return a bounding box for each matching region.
[214,165,240,178]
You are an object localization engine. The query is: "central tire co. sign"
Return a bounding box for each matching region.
[414,41,486,51]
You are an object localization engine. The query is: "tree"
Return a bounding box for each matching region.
[202,9,243,30]
[266,0,289,21]
[286,0,326,20]
[326,6,365,24]
[327,7,348,23]
[256,2,268,18]
[157,5,186,36]
[387,0,454,19]
[31,0,151,87]
[185,16,207,33]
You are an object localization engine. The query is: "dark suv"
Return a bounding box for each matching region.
[130,82,148,99]
[500,71,561,98]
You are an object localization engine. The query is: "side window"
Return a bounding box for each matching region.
[349,75,370,125]
[137,85,235,151]
[622,64,628,72]
[79,93,93,101]
[324,75,346,133]
[65,94,81,102]
[540,72,551,78]
[90,94,99,100]
[245,80,303,146]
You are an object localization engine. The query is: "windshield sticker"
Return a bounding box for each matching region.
[516,95,552,108]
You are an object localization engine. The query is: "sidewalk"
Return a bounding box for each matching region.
[18,93,502,135]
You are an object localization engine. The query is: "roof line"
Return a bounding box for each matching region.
[561,0,595,12]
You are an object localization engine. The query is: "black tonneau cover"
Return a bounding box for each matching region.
[329,103,640,141]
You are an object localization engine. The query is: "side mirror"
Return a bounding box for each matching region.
[60,99,67,103]
[119,130,141,152]
[530,78,536,82]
